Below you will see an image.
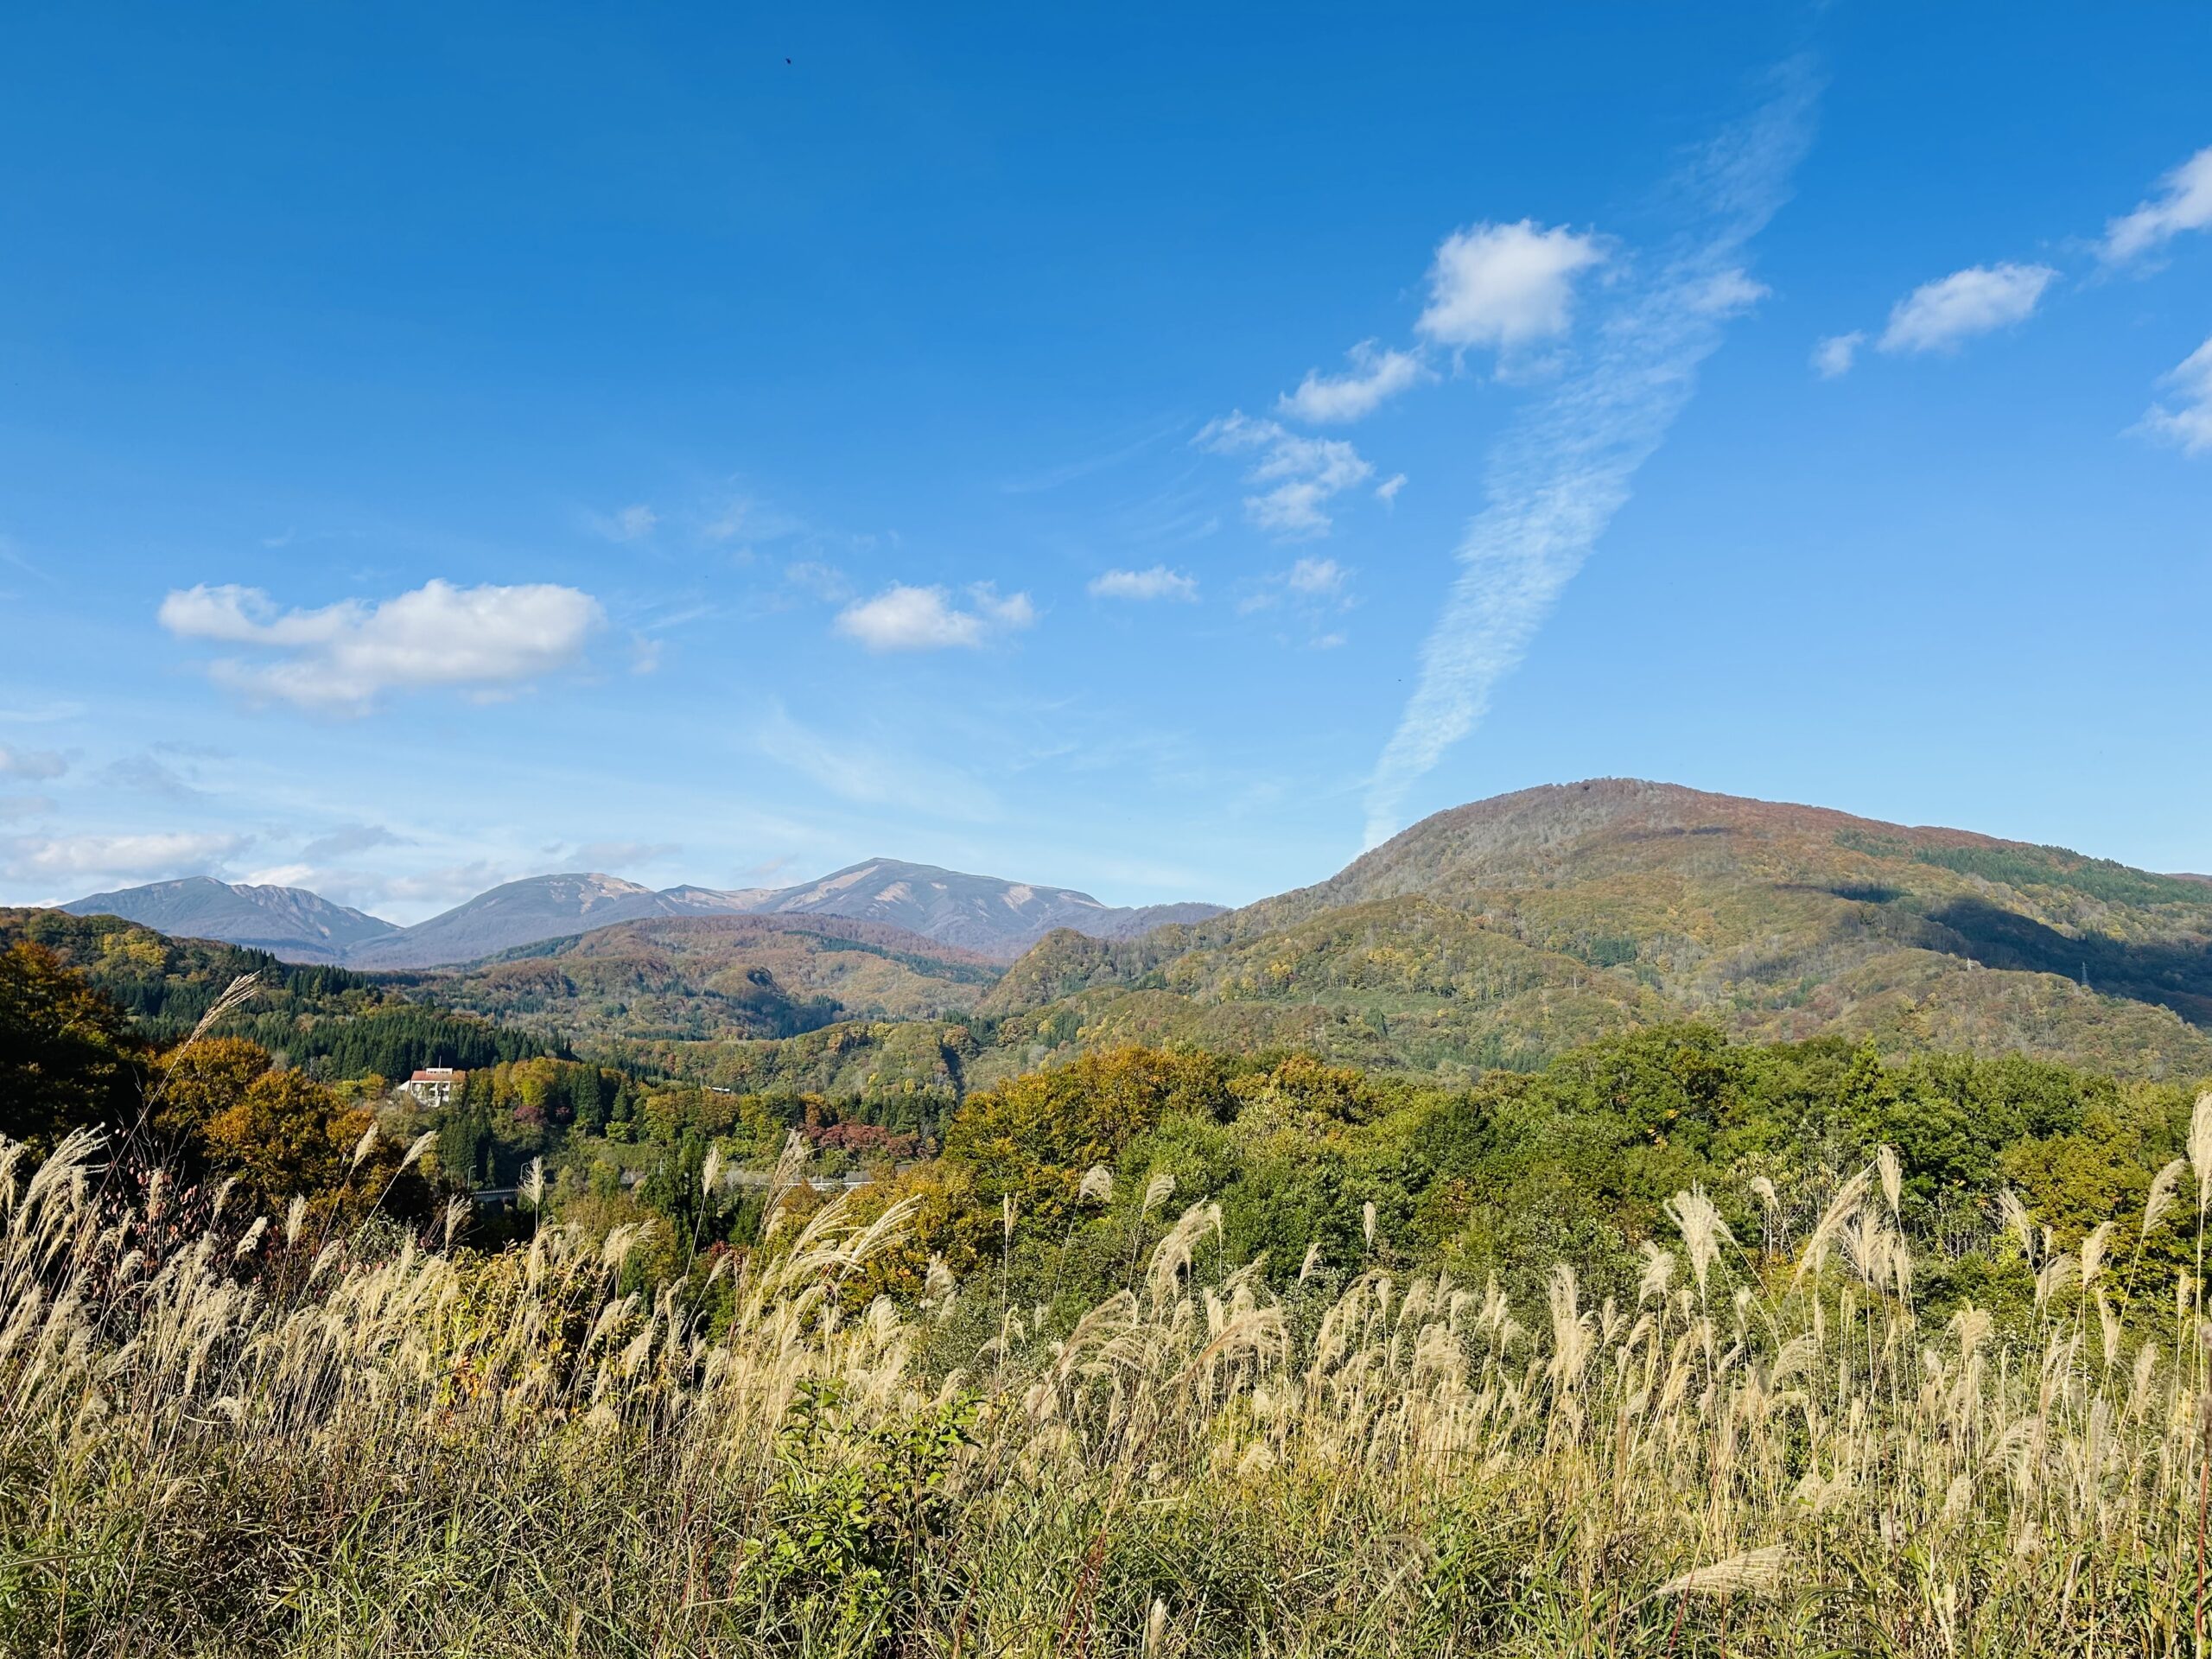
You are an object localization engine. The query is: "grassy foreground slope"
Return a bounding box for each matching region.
[15,1088,2212,1655]
[980,779,2212,1081]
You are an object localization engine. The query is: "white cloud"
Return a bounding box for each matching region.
[1376,474,1408,505]
[240,861,320,889]
[1878,264,2056,354]
[1688,269,1770,317]
[241,858,507,919]
[1812,331,1865,378]
[1088,566,1198,601]
[0,746,67,780]
[3,830,248,886]
[0,796,54,821]
[1198,413,1375,538]
[590,503,658,542]
[832,582,1036,651]
[2101,145,2212,265]
[1416,219,1607,351]
[158,579,606,711]
[2136,335,2212,456]
[1367,70,1815,849]
[972,584,1035,629]
[1278,341,1428,423]
[1287,556,1347,596]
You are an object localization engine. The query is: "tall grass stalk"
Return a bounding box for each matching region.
[7,1131,2212,1655]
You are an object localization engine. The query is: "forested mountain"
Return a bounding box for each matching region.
[58,875,400,963]
[970,779,2212,1082]
[412,912,1000,1043]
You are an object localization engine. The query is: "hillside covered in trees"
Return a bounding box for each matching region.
[971,780,2212,1083]
[0,907,557,1077]
[411,912,1000,1043]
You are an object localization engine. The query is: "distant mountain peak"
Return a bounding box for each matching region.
[58,874,400,963]
[58,856,1224,969]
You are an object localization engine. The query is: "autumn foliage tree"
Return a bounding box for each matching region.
[940,1046,1237,1217]
[155,1036,438,1223]
[0,939,147,1149]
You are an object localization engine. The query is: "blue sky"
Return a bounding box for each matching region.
[2,3,2208,921]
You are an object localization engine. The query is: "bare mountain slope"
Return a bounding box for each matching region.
[746,859,1224,959]
[343,874,696,969]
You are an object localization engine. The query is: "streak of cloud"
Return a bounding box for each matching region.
[1363,65,1818,849]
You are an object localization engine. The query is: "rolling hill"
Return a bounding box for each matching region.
[408,912,1001,1043]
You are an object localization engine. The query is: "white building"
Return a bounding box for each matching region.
[401,1066,466,1108]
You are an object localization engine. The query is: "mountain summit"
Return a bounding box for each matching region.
[982,779,2212,1080]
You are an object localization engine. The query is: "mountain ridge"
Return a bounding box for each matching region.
[57,859,1228,969]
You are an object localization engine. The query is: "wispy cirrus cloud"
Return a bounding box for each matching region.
[1878,263,2056,354]
[588,503,658,542]
[1287,556,1347,597]
[1811,331,1864,378]
[2101,144,2212,266]
[1366,66,1815,849]
[752,700,999,820]
[2136,334,2212,456]
[159,579,605,712]
[0,702,85,724]
[1197,414,1375,538]
[833,583,1035,651]
[1278,342,1428,423]
[1088,566,1198,602]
